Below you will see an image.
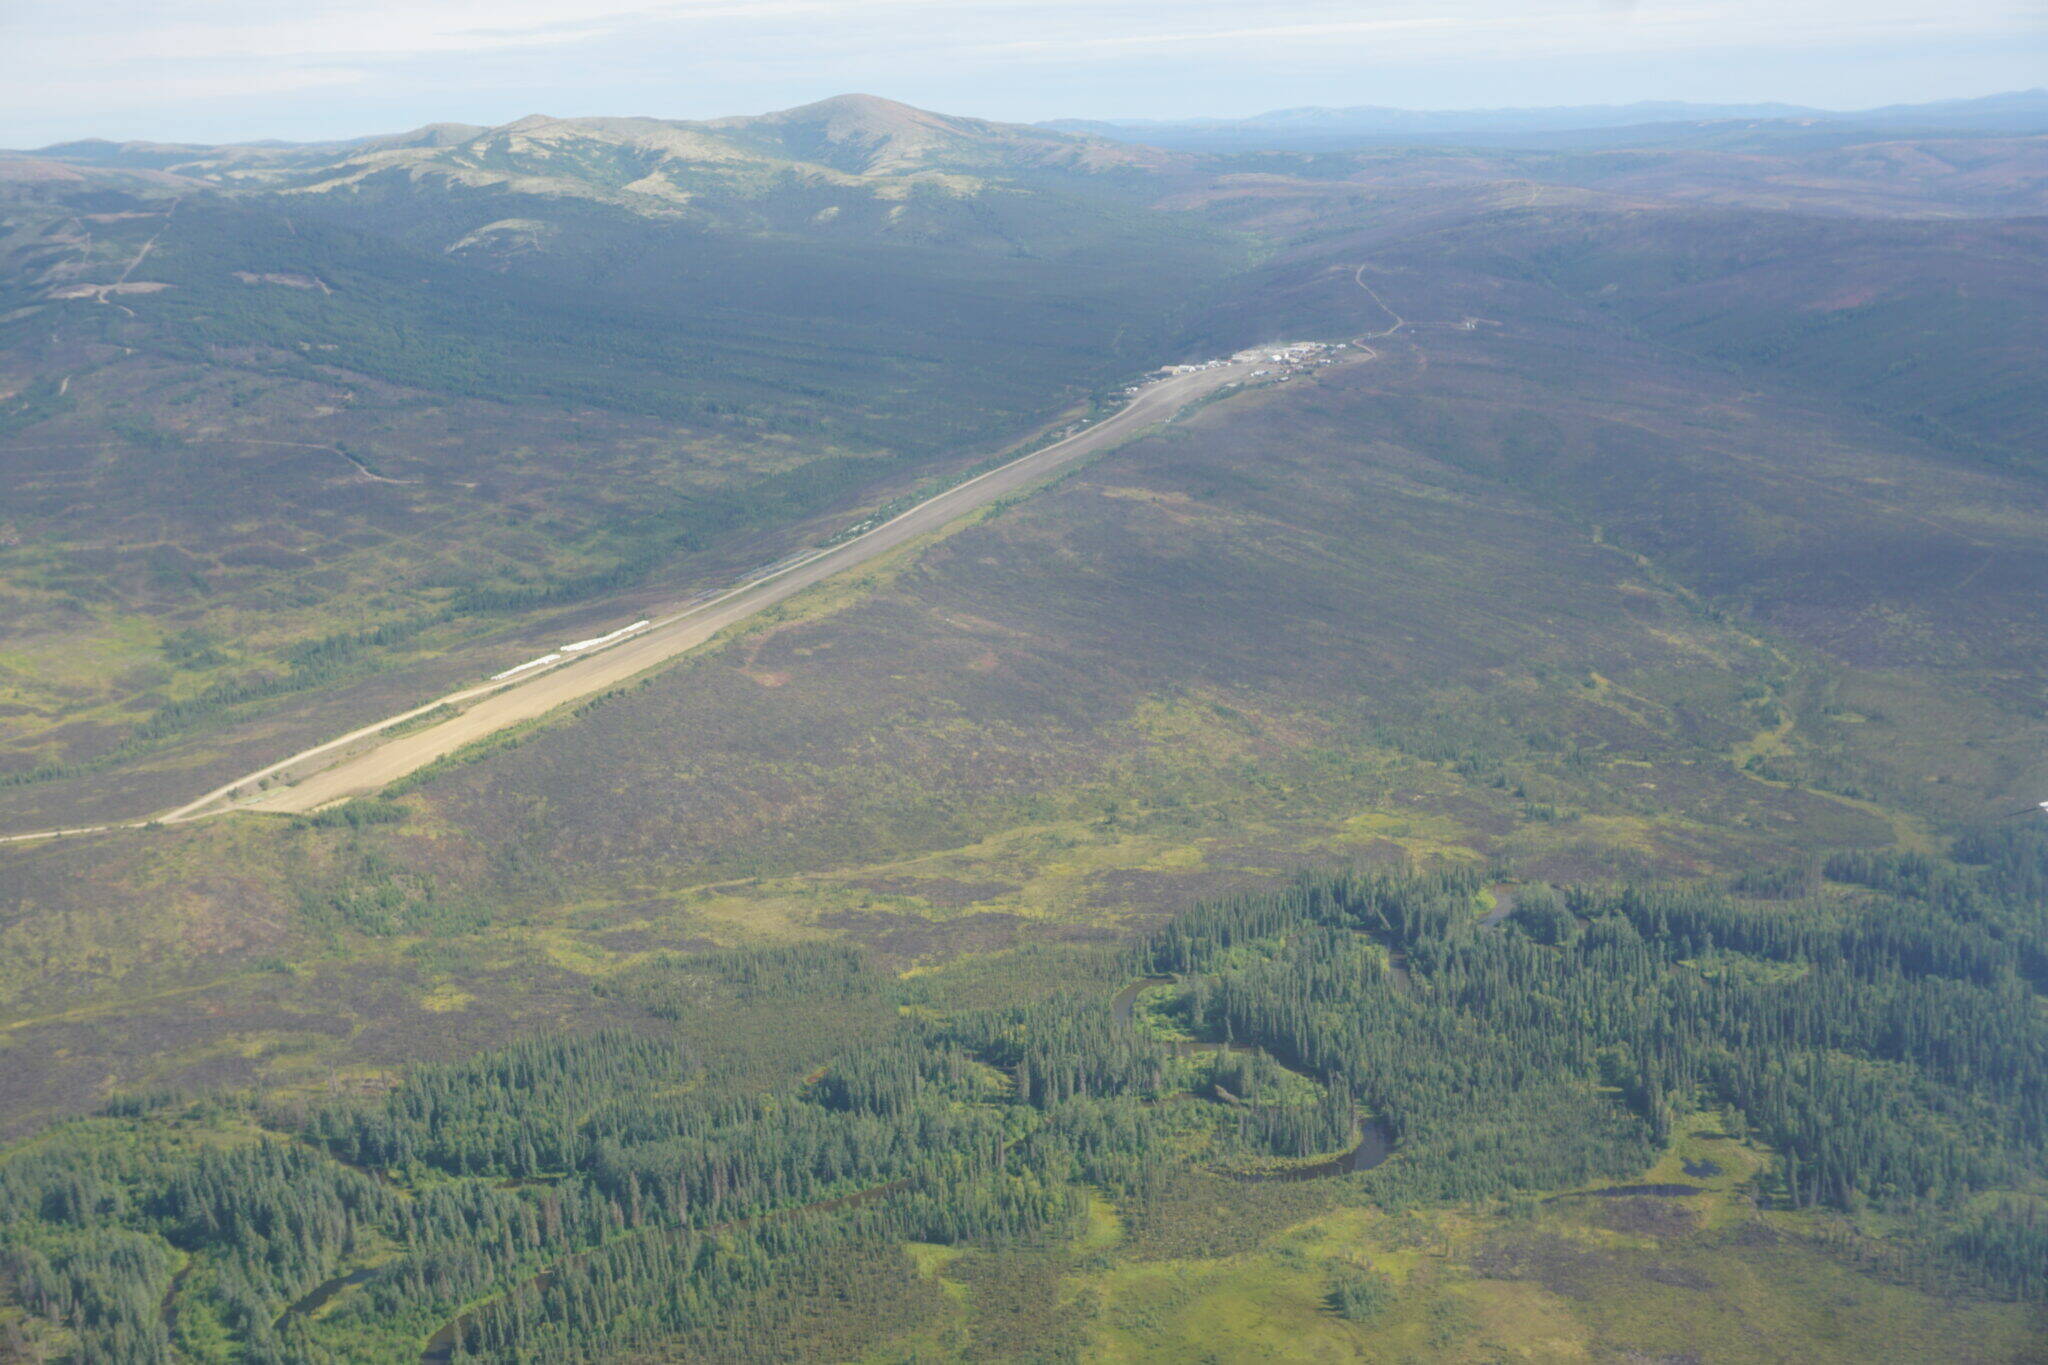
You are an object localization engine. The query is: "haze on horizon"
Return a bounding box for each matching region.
[1,0,2043,147]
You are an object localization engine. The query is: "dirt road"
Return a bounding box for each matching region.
[1,357,1261,840]
[1349,263,1407,350]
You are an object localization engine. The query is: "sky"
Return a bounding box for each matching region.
[1,0,2043,146]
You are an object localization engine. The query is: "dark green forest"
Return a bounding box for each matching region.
[4,827,2044,1361]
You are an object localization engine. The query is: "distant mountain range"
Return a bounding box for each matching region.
[1043,88,2048,151]
[23,90,2048,177]
[13,93,1169,188]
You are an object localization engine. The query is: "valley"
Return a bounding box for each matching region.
[0,91,2043,1364]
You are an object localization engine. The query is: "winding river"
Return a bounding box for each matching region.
[1111,976,1394,1178]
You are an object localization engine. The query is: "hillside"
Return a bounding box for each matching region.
[5,104,2041,825]
[0,104,1243,812]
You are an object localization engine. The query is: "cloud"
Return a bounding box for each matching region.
[0,63,366,127]
[6,1,632,64]
[981,14,1471,57]
[1,0,2040,141]
[21,0,2022,70]
[972,0,2044,62]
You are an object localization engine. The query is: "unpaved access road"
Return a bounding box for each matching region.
[2,357,1263,840]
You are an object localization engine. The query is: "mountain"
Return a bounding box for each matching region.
[18,95,1170,204]
[704,92,1173,175]
[1046,87,2048,151]
[1855,86,2048,129]
[23,137,222,169]
[23,122,491,173]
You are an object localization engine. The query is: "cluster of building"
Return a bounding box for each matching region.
[1134,340,1348,393]
[1154,357,1238,377]
[1241,340,1346,381]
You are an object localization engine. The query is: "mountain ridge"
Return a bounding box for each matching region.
[13,94,1170,188]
